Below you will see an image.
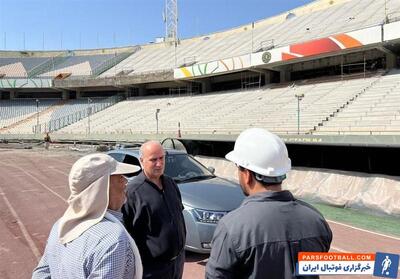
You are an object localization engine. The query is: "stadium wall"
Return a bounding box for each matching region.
[195,155,400,216]
[179,138,400,176]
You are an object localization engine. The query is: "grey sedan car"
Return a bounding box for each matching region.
[108,148,244,253]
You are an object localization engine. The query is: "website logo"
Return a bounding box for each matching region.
[373,252,399,278]
[297,252,399,278]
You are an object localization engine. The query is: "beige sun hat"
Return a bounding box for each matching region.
[58,153,140,244]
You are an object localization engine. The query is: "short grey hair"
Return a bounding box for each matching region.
[139,140,163,159]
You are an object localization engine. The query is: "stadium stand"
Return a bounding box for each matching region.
[0,62,27,77]
[0,99,59,130]
[91,48,141,77]
[49,98,105,120]
[40,62,92,77]
[0,96,121,134]
[0,58,49,77]
[39,54,117,77]
[44,96,121,132]
[54,72,387,135]
[0,0,399,139]
[316,68,400,135]
[0,48,139,79]
[100,0,400,76]
[28,52,74,78]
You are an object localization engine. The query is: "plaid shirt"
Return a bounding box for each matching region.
[32,210,137,279]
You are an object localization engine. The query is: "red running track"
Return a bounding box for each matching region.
[0,150,398,279]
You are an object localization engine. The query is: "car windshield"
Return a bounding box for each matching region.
[164,153,215,183]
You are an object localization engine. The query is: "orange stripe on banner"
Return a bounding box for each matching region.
[299,252,375,261]
[332,34,362,48]
[282,52,300,61]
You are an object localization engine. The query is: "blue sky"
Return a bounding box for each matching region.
[0,0,313,51]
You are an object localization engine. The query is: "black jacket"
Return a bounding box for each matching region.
[205,190,332,279]
[122,172,186,266]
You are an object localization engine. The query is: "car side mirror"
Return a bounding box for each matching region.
[207,166,215,174]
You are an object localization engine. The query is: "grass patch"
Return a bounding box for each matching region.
[303,201,400,238]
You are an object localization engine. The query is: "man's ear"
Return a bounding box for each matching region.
[244,169,253,187]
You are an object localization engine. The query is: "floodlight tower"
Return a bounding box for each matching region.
[164,0,178,43]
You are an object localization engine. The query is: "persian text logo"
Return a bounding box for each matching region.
[297,252,375,275]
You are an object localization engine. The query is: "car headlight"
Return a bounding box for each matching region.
[191,208,227,224]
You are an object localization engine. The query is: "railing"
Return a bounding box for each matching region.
[27,51,74,78]
[180,56,197,67]
[33,94,124,133]
[257,39,274,52]
[91,46,141,77]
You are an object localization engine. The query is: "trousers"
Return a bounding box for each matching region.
[143,251,185,279]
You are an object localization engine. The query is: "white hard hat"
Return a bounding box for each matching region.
[225,128,291,182]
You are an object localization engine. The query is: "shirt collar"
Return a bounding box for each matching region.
[138,171,165,191]
[241,190,295,206]
[135,171,147,183]
[106,209,123,222]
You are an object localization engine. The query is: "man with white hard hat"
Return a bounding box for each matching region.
[206,128,332,279]
[32,153,143,279]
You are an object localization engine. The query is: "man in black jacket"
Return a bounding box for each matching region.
[123,141,186,279]
[206,128,332,279]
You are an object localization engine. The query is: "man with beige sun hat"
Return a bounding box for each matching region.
[32,153,143,279]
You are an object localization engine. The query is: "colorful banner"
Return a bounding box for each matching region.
[174,25,383,79]
[0,78,53,89]
[174,54,251,79]
[251,25,382,66]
